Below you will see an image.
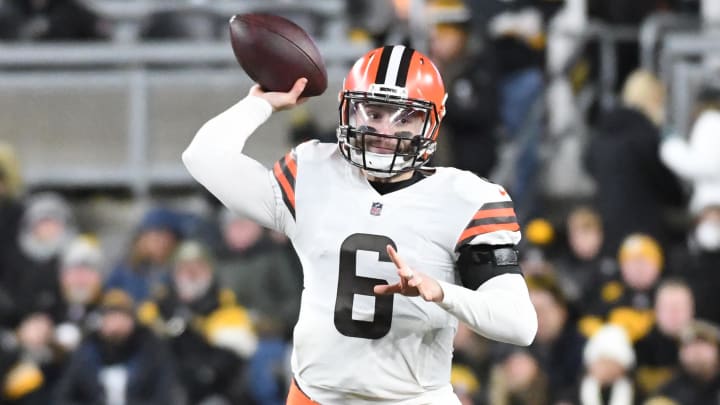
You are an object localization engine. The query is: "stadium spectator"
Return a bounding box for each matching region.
[485,4,547,208]
[575,324,637,405]
[579,234,663,343]
[585,70,685,255]
[54,289,179,405]
[0,0,108,41]
[453,322,493,392]
[429,18,500,177]
[348,0,416,46]
[488,347,549,405]
[669,205,720,326]
[1,193,76,325]
[215,209,301,337]
[634,279,695,395]
[660,91,720,216]
[54,235,106,353]
[105,208,182,302]
[140,240,257,404]
[0,143,23,325]
[0,143,23,257]
[451,362,483,405]
[527,274,585,402]
[650,320,720,405]
[554,206,618,314]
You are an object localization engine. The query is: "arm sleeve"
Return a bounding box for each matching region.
[660,111,720,181]
[660,137,720,181]
[182,95,286,231]
[436,273,537,346]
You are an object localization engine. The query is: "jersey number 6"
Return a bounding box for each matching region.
[334,233,395,339]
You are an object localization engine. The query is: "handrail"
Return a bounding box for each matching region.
[81,0,345,20]
[639,12,699,73]
[0,40,369,67]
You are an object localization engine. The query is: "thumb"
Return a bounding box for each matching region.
[289,78,308,100]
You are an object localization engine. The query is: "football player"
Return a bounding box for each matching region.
[183,45,537,404]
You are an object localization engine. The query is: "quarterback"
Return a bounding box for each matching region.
[183,46,537,404]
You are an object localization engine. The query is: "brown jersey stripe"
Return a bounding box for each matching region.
[273,159,296,219]
[455,200,519,251]
[284,152,298,179]
[480,201,514,210]
[467,216,518,228]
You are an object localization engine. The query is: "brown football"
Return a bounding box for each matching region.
[229,13,328,97]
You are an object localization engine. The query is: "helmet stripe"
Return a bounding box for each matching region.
[383,45,407,85]
[394,47,415,87]
[374,45,393,84]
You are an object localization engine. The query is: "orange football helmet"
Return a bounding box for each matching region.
[337,45,447,177]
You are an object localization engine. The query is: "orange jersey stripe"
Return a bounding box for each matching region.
[273,162,296,209]
[459,222,520,242]
[472,207,516,220]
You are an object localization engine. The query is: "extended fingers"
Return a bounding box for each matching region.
[374,283,402,295]
[386,245,408,270]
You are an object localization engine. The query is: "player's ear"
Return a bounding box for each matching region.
[337,90,343,103]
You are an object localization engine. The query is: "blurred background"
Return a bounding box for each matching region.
[1,0,720,404]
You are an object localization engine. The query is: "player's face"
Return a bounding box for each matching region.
[349,101,427,154]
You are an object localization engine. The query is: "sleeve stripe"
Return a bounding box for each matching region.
[472,207,516,220]
[467,216,517,227]
[284,152,298,178]
[273,156,296,219]
[456,223,520,249]
[455,200,519,251]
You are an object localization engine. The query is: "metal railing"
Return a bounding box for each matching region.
[0,40,368,195]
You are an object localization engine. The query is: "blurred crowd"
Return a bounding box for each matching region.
[0,177,304,404]
[2,0,720,405]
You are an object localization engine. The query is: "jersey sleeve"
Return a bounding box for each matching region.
[269,149,299,236]
[183,95,287,232]
[454,187,521,251]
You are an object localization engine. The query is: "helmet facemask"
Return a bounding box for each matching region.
[337,91,440,177]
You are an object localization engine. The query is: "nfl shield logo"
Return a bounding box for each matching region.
[370,202,383,216]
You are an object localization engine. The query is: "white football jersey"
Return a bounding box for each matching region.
[269,141,521,404]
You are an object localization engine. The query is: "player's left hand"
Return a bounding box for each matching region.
[373,245,444,302]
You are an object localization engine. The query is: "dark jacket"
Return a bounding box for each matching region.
[53,326,178,405]
[585,107,685,254]
[149,282,255,404]
[634,325,680,395]
[105,262,171,303]
[0,244,63,326]
[531,323,586,402]
[657,369,720,405]
[442,50,500,177]
[579,276,656,343]
[669,248,720,326]
[216,239,302,337]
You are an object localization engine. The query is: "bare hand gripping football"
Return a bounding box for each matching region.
[229,13,328,98]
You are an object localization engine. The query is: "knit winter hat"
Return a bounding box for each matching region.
[618,234,663,270]
[172,240,214,268]
[22,192,74,228]
[61,235,104,271]
[583,324,636,369]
